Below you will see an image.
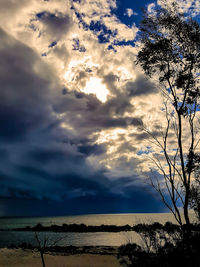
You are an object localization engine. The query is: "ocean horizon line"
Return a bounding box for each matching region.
[0,211,179,219]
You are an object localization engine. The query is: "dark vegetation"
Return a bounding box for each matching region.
[8,221,200,233]
[118,235,200,267]
[118,222,200,267]
[8,223,133,232]
[136,0,200,237]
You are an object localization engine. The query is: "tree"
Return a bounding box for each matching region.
[34,230,68,267]
[136,2,200,236]
[189,154,200,221]
[35,231,46,267]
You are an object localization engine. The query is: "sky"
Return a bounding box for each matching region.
[0,0,199,217]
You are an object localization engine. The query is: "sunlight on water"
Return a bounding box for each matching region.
[0,213,196,248]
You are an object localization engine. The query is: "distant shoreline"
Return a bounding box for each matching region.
[0,220,185,233]
[5,245,119,255]
[1,223,134,233]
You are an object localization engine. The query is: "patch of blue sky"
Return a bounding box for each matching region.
[137,148,154,155]
[71,0,158,48]
[62,88,68,95]
[107,45,117,52]
[113,39,135,47]
[72,38,86,52]
[36,11,45,18]
[160,148,178,153]
[89,20,118,44]
[72,5,118,44]
[113,0,156,27]
[177,101,200,113]
[71,6,89,31]
[48,41,57,48]
[166,87,171,94]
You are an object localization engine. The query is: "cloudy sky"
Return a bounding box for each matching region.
[0,0,199,216]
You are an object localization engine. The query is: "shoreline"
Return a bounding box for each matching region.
[5,244,120,255]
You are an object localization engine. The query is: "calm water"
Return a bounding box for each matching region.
[0,213,195,248]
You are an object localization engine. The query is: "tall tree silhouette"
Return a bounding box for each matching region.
[137,2,200,236]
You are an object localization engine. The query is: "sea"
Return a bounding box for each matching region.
[0,213,195,248]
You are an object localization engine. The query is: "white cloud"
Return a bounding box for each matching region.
[147,3,156,15]
[124,8,138,17]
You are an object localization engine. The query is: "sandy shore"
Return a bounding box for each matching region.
[0,248,121,267]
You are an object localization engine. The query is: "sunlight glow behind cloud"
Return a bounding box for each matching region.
[82,77,109,103]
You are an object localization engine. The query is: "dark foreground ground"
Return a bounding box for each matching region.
[0,247,121,267]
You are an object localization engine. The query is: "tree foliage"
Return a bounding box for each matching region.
[189,154,200,220]
[136,2,200,233]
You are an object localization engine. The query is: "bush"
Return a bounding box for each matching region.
[118,223,200,267]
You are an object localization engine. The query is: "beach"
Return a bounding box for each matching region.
[0,247,121,267]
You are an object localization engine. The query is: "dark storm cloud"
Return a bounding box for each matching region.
[0,155,165,216]
[134,132,149,141]
[118,142,137,153]
[126,75,157,96]
[0,151,112,202]
[102,73,119,95]
[31,149,67,164]
[35,11,71,39]
[53,92,88,114]
[0,29,97,203]
[87,96,143,128]
[0,170,166,216]
[84,94,102,111]
[84,116,143,129]
[78,143,106,155]
[54,91,143,136]
[0,191,166,216]
[0,27,154,217]
[69,109,143,132]
[0,149,9,160]
[0,28,55,141]
[53,44,69,61]
[101,96,133,116]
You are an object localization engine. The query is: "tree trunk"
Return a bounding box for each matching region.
[40,251,46,267]
[177,112,191,231]
[184,186,191,240]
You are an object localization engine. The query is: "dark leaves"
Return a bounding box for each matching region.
[137,6,200,112]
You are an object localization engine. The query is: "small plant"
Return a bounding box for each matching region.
[34,231,68,267]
